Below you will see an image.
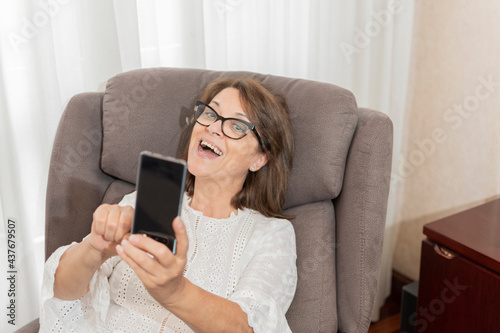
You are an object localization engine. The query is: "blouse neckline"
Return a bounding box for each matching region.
[183,193,245,221]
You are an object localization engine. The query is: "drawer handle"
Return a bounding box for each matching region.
[434,244,455,259]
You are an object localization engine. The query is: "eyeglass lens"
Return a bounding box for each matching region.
[196,104,251,139]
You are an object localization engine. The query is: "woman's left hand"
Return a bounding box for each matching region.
[116,216,189,307]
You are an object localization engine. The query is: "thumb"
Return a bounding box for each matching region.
[172,217,188,258]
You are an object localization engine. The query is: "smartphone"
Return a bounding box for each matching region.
[131,151,187,254]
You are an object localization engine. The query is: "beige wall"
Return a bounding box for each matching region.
[393,0,500,280]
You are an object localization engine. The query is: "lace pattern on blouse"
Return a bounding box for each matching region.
[39,192,297,333]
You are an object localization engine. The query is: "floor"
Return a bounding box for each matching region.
[368,314,401,333]
[367,270,413,333]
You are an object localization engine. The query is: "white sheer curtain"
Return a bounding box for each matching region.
[0,1,413,330]
[0,1,137,331]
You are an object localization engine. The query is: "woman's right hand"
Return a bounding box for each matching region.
[54,204,134,300]
[87,204,134,257]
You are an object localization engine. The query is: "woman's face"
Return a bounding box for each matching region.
[187,88,267,190]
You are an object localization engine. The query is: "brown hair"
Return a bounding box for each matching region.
[178,77,294,219]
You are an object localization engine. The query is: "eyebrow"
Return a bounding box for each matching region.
[209,100,250,121]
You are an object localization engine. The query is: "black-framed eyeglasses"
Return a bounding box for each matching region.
[194,100,263,148]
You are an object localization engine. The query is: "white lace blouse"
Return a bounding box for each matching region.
[39,192,297,332]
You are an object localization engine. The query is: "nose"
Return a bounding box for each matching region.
[207,119,223,137]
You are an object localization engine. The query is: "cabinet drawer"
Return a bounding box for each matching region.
[416,238,500,332]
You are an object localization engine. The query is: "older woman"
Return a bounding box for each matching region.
[40,77,296,332]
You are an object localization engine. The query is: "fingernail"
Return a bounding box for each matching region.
[116,245,123,254]
[121,239,130,247]
[129,235,139,244]
[174,217,183,228]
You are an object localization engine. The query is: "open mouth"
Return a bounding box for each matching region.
[199,140,223,157]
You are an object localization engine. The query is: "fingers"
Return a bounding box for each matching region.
[104,207,120,241]
[116,241,151,280]
[117,239,179,285]
[92,204,110,236]
[126,234,172,269]
[116,207,134,241]
[92,204,134,243]
[129,217,188,261]
[119,217,188,273]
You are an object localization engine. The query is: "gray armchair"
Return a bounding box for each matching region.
[17,68,392,332]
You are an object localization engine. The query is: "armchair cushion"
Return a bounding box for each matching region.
[284,200,337,332]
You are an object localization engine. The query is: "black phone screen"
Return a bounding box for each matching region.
[132,152,187,253]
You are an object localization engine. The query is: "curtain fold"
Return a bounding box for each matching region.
[0,1,414,330]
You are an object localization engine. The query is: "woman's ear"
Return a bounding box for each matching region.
[250,152,269,172]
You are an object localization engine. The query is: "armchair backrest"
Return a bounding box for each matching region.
[45,68,393,332]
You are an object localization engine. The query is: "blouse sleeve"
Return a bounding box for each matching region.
[229,220,297,333]
[39,242,121,332]
[39,193,133,332]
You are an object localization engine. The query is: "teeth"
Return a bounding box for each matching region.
[200,141,223,156]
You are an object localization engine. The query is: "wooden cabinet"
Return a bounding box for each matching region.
[416,199,500,332]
